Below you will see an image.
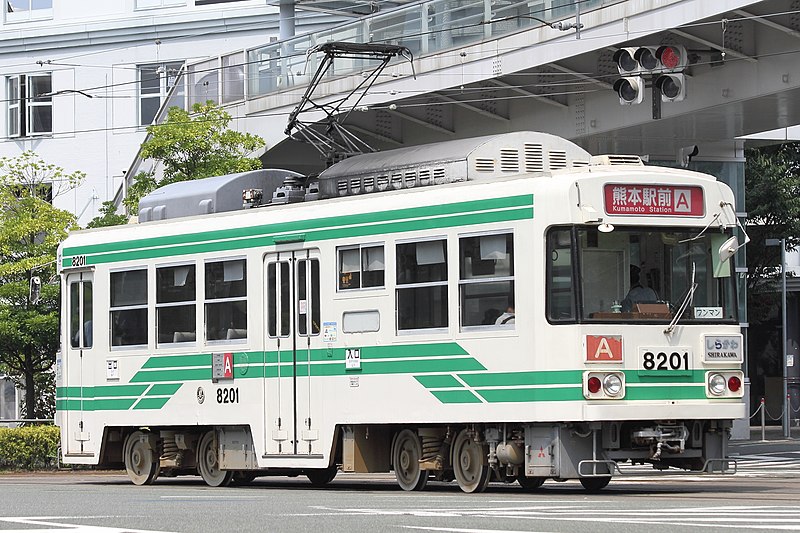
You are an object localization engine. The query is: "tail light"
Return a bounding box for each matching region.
[583,371,625,399]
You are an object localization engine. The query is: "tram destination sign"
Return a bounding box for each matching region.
[604,184,703,216]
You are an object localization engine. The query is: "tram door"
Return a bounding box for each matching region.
[264,249,322,456]
[63,271,94,455]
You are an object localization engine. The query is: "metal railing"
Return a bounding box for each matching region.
[114,0,624,210]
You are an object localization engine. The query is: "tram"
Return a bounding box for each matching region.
[56,131,744,492]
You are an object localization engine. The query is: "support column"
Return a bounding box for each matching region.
[279,0,295,41]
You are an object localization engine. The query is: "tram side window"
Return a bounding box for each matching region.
[110,270,148,347]
[547,229,576,321]
[156,264,196,345]
[267,261,290,338]
[338,244,385,290]
[396,239,448,330]
[205,259,247,341]
[70,280,93,348]
[297,258,321,335]
[459,233,514,327]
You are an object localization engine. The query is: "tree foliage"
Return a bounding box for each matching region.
[0,151,82,418]
[123,101,265,214]
[745,143,800,295]
[87,200,128,228]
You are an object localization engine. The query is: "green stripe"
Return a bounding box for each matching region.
[273,343,469,363]
[625,384,706,401]
[64,195,532,257]
[63,201,533,267]
[90,398,138,411]
[627,370,706,383]
[92,385,149,398]
[431,390,482,404]
[460,370,582,387]
[134,397,171,410]
[57,385,148,399]
[56,399,82,411]
[146,383,182,396]
[142,354,211,369]
[477,387,583,403]
[279,357,486,378]
[415,374,463,388]
[131,368,210,383]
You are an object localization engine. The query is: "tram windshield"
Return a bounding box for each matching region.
[546,226,738,323]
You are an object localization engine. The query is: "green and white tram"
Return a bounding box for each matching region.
[56,131,744,492]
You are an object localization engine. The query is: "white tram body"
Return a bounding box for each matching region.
[56,132,744,491]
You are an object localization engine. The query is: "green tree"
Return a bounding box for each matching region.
[87,200,128,228]
[124,101,265,214]
[745,143,800,295]
[0,151,82,419]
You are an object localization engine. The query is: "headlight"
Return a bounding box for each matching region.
[708,373,726,396]
[603,374,623,396]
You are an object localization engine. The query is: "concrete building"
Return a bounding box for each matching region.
[0,0,348,226]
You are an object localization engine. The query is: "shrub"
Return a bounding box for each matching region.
[0,425,60,470]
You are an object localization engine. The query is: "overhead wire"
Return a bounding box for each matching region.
[5,3,800,134]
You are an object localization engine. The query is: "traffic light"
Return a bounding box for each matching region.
[613,77,644,105]
[613,48,639,74]
[656,45,688,71]
[612,45,689,105]
[634,46,660,72]
[654,73,686,102]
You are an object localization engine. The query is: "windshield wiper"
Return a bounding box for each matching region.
[664,262,697,335]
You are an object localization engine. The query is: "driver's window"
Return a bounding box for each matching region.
[546,229,575,322]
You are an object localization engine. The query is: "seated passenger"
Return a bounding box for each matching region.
[495,305,515,325]
[482,308,502,325]
[622,266,658,312]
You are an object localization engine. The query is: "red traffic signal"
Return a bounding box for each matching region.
[656,45,688,71]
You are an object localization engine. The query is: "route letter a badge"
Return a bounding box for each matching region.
[586,335,623,362]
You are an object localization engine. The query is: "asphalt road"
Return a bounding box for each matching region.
[1,436,799,533]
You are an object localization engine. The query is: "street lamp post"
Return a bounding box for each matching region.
[767,238,789,437]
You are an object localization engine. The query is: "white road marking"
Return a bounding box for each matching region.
[399,526,544,533]
[313,504,800,530]
[0,517,174,533]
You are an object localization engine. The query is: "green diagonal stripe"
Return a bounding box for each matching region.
[415,374,463,388]
[146,383,182,396]
[431,390,482,403]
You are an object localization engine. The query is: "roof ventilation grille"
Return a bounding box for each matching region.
[475,158,495,172]
[500,149,520,172]
[524,143,544,172]
[590,154,645,166]
[549,150,568,170]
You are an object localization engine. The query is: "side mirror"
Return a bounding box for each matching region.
[718,236,739,263]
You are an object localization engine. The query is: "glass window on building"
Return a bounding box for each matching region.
[139,62,184,126]
[6,74,51,137]
[6,0,52,22]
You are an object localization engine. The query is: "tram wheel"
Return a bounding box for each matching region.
[452,429,490,493]
[518,474,546,490]
[579,476,611,492]
[197,431,233,487]
[123,431,159,486]
[307,466,338,486]
[393,429,428,491]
